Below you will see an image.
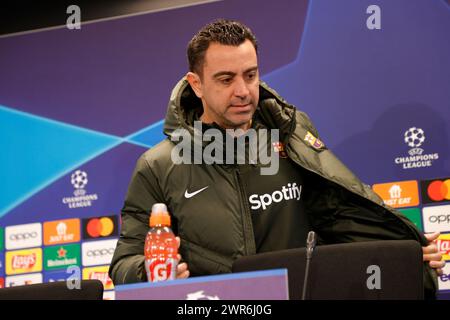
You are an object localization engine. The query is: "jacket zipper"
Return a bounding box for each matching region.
[234,168,256,256]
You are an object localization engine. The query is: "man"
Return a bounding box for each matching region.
[109,19,444,298]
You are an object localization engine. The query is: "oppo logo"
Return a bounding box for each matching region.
[86,248,115,257]
[82,239,117,266]
[5,223,42,250]
[429,215,450,224]
[9,232,38,241]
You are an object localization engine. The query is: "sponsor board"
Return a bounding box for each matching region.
[0,277,3,288]
[44,244,81,270]
[0,227,3,251]
[5,223,42,250]
[372,180,419,208]
[44,269,79,283]
[6,273,43,287]
[6,248,43,275]
[420,178,450,205]
[437,234,450,261]
[398,208,423,231]
[438,263,450,291]
[103,290,115,300]
[82,215,118,240]
[83,265,114,290]
[0,253,4,276]
[422,205,450,233]
[82,239,117,267]
[43,218,80,246]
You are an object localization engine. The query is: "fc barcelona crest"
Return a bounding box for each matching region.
[304,131,325,150]
[272,141,288,158]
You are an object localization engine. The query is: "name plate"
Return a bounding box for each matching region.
[115,269,288,300]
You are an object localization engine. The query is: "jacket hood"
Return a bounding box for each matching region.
[163,77,297,142]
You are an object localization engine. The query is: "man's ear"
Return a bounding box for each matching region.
[186,72,203,99]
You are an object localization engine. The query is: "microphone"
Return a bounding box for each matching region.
[302,231,317,300]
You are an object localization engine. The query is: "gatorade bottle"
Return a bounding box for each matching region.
[144,203,178,282]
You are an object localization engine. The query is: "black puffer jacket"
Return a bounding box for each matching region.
[109,77,437,298]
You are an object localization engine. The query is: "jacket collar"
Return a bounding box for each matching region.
[163,76,297,143]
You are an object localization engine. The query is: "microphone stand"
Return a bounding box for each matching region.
[302,231,316,300]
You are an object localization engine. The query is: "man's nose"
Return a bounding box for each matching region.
[233,78,250,98]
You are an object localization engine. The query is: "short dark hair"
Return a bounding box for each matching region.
[187,19,258,76]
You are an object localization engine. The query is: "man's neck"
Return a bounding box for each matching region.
[200,114,252,132]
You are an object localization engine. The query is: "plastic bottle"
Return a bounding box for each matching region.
[144,203,178,282]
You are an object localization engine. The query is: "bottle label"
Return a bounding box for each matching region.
[145,258,177,282]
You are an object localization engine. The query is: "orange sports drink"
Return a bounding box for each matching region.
[144,203,178,282]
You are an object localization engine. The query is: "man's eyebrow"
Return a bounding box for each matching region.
[212,66,258,79]
[213,71,236,78]
[244,66,258,73]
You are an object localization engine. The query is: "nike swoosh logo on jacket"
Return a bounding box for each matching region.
[184,186,209,198]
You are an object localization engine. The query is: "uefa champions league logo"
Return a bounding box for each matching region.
[404,127,425,155]
[62,169,98,209]
[394,126,438,169]
[71,170,88,196]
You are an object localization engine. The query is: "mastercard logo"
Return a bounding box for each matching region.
[427,180,450,201]
[82,215,118,239]
[421,178,450,204]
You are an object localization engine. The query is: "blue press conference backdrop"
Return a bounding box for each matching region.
[0,0,449,298]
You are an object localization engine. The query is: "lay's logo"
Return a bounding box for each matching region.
[436,234,450,261]
[12,254,36,270]
[82,265,114,290]
[6,248,42,275]
[90,272,111,284]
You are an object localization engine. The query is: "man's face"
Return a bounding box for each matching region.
[188,39,259,130]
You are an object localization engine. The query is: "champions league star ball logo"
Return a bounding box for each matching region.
[404,127,425,152]
[62,170,98,208]
[394,127,439,169]
[71,170,88,195]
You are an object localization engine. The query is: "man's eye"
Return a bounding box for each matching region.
[247,73,256,80]
[221,78,232,84]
